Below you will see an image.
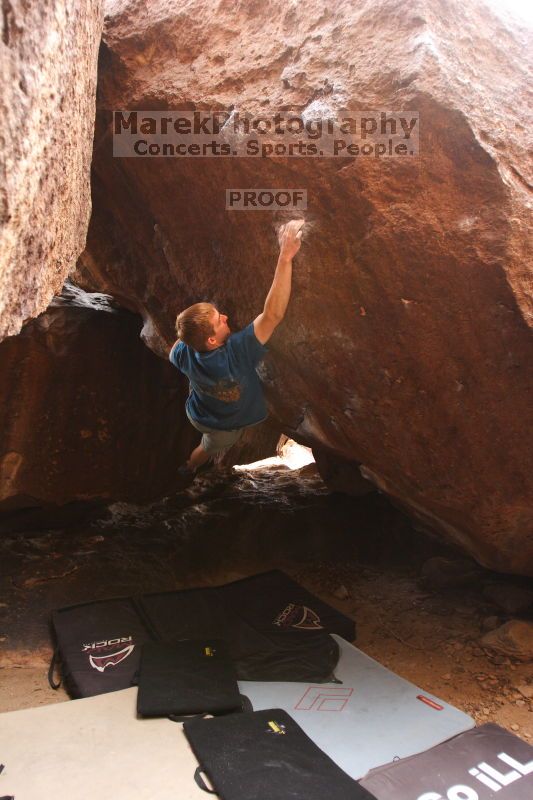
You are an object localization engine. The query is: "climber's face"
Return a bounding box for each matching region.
[207,306,231,348]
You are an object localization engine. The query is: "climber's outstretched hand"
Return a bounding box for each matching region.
[279,218,305,260]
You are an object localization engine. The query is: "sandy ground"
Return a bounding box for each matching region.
[1,463,531,742]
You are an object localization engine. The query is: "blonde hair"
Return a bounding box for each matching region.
[176,302,216,351]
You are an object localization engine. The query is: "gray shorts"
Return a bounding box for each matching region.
[186,410,243,455]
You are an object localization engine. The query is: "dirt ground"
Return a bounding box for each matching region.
[1,462,531,743]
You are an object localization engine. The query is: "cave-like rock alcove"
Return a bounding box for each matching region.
[0,0,532,797]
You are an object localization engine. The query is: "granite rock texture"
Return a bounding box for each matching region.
[77,0,533,573]
[0,0,103,340]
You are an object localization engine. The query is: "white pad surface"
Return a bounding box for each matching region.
[0,688,205,800]
[239,634,475,779]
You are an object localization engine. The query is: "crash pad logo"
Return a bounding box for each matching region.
[82,636,135,673]
[417,694,444,711]
[295,686,353,712]
[266,720,286,735]
[273,603,323,630]
[416,749,533,798]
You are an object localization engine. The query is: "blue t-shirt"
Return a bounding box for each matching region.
[169,322,268,431]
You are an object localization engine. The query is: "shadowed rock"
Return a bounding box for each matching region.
[481,620,533,662]
[0,284,193,525]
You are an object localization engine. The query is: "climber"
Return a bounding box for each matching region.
[169,218,305,480]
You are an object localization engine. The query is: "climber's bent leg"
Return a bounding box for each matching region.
[186,442,212,471]
[184,411,243,471]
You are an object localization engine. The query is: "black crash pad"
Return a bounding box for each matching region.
[51,570,355,698]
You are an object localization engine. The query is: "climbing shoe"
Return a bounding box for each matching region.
[177,464,195,488]
[195,458,214,475]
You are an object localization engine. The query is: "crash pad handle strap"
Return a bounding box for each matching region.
[169,697,250,722]
[48,648,61,690]
[194,767,216,794]
[240,693,253,712]
[168,712,210,723]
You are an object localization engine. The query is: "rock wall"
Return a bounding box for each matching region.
[77,0,533,573]
[0,0,103,340]
[0,284,192,524]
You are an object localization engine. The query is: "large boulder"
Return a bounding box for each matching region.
[0,284,193,524]
[0,0,103,340]
[77,0,533,573]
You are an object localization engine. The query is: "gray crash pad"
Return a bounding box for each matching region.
[238,634,475,779]
[360,722,533,799]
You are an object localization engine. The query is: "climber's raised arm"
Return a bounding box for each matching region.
[253,219,305,345]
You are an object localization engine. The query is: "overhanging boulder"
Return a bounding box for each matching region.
[77,0,533,573]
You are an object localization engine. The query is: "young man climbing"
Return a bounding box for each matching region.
[169,218,305,480]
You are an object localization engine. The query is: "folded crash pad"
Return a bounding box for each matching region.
[136,639,243,718]
[238,634,475,779]
[0,689,205,800]
[359,723,533,799]
[51,570,354,697]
